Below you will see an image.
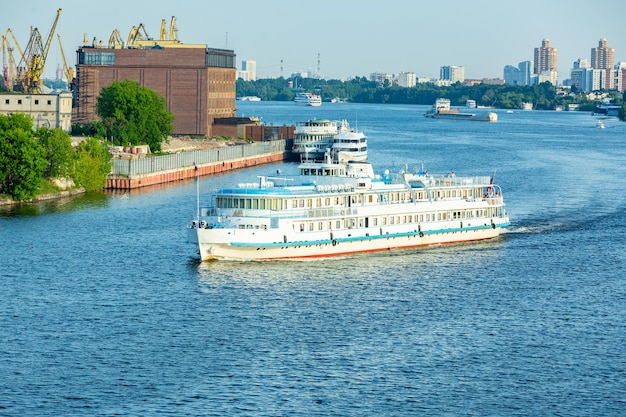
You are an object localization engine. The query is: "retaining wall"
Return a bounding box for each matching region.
[106,140,293,190]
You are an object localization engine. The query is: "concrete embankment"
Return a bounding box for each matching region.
[106,139,293,190]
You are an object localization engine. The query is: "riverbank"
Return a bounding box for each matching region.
[1,138,292,205]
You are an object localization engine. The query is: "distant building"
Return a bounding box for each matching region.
[239,59,257,81]
[570,57,625,92]
[370,72,393,87]
[591,39,614,70]
[439,65,465,83]
[0,92,73,132]
[534,39,558,85]
[503,61,532,86]
[396,72,416,88]
[616,62,626,93]
[74,43,237,136]
[534,38,557,74]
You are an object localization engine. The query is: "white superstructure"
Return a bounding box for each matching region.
[188,157,510,261]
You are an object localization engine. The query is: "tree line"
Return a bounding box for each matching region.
[237,77,626,115]
[0,113,111,201]
[1,80,174,202]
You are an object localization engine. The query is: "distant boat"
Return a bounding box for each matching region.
[424,98,497,122]
[294,92,322,106]
[593,103,620,117]
[596,120,605,129]
[238,96,261,101]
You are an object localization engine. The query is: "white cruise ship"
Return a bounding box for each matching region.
[294,92,322,106]
[188,155,510,261]
[331,120,367,163]
[291,119,340,160]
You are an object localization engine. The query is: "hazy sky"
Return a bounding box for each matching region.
[5,0,626,81]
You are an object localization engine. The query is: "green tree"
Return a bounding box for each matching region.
[36,128,75,178]
[73,137,111,191]
[0,113,47,200]
[96,80,173,152]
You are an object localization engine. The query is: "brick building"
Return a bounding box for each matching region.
[74,44,237,136]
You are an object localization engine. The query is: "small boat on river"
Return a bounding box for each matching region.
[425,98,498,122]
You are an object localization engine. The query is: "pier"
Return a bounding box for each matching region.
[106,139,293,190]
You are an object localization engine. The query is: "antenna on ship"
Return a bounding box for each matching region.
[195,164,200,222]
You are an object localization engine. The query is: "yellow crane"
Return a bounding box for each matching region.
[15,8,62,93]
[127,23,150,48]
[56,34,73,82]
[108,29,124,49]
[159,16,179,42]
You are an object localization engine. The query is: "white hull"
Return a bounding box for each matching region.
[189,219,506,261]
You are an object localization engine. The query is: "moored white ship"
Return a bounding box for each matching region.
[188,154,510,261]
[291,119,340,160]
[331,120,367,163]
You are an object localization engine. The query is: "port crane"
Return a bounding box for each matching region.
[56,34,73,82]
[13,8,62,93]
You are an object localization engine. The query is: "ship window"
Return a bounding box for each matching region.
[368,195,373,203]
[293,199,298,208]
[426,214,431,221]
[309,223,314,231]
[299,199,305,208]
[390,217,395,225]
[245,199,251,209]
[259,199,266,209]
[325,197,331,206]
[373,217,378,226]
[252,199,258,209]
[335,220,341,229]
[307,199,312,208]
[316,198,322,207]
[318,222,323,231]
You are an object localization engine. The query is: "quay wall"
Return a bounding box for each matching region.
[106,139,293,190]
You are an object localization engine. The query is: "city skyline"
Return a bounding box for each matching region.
[5,0,626,82]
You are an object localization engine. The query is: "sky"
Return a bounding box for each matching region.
[4,0,626,82]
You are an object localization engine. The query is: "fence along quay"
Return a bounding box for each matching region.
[106,140,292,190]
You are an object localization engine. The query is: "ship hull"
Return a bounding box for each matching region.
[189,220,509,261]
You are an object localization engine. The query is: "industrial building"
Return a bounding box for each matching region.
[0,92,73,131]
[73,18,237,137]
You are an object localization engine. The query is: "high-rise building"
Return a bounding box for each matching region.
[533,39,558,85]
[370,72,393,86]
[240,60,257,81]
[396,72,416,88]
[534,39,557,74]
[439,66,465,83]
[503,61,532,86]
[591,39,614,70]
